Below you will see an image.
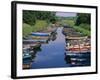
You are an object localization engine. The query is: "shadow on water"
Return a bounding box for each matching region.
[64,52,91,67]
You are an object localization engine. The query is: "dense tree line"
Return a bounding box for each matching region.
[75,13,91,26]
[23,10,57,25]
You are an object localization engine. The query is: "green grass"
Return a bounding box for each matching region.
[61,19,75,27]
[72,26,90,36]
[61,19,90,36]
[79,23,90,31]
[23,23,33,37]
[32,20,48,32]
[23,20,48,37]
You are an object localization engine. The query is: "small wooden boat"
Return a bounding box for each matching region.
[23,53,32,59]
[65,53,90,66]
[65,36,87,40]
[65,51,90,57]
[23,45,30,49]
[67,47,90,51]
[23,59,32,69]
[66,42,91,51]
[66,45,91,51]
[23,56,32,63]
[71,58,86,62]
[23,64,31,69]
[31,32,51,36]
[31,36,49,40]
[30,43,41,49]
[23,48,32,60]
[23,39,47,44]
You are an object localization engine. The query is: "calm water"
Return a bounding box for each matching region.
[29,27,90,69]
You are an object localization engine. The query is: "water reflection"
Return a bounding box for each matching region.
[64,52,90,66]
[23,27,91,69]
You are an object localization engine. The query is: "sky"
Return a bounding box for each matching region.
[56,12,77,17]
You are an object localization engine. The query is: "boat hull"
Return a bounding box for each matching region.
[65,51,90,57]
[31,32,51,36]
[23,39,48,44]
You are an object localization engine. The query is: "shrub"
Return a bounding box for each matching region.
[79,23,90,31]
[61,20,75,27]
[23,23,33,37]
[32,20,48,32]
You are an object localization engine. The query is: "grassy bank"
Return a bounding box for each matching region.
[61,19,75,27]
[32,20,48,32]
[62,19,90,36]
[72,26,90,36]
[23,23,33,37]
[23,20,48,37]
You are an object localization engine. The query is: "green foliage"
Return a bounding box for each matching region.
[23,23,33,37]
[72,25,90,36]
[60,17,76,20]
[61,19,90,36]
[23,20,48,37]
[79,23,90,31]
[75,13,91,26]
[32,20,48,32]
[23,11,36,25]
[23,10,56,26]
[61,19,75,27]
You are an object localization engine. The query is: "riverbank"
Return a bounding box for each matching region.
[23,26,58,69]
[61,19,90,36]
[62,25,91,66]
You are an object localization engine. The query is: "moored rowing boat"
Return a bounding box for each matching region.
[65,51,90,57]
[65,36,87,40]
[23,39,48,44]
[31,32,51,36]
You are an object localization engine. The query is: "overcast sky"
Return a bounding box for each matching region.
[56,12,77,17]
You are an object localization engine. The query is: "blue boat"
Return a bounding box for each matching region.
[31,32,51,36]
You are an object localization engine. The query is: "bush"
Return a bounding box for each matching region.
[23,20,48,37]
[79,23,90,31]
[61,20,75,27]
[23,23,33,37]
[72,26,90,36]
[32,20,48,32]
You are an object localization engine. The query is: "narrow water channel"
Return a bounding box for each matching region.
[31,27,70,69]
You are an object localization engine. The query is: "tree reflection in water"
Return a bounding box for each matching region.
[64,52,91,67]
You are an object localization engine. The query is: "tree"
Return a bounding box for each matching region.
[75,13,91,26]
[23,10,57,25]
[23,10,36,25]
